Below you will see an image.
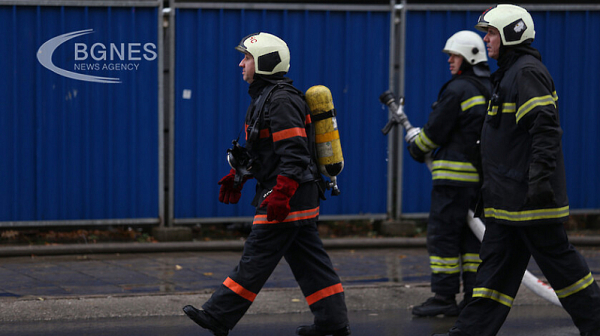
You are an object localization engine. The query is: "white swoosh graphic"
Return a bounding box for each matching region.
[37,29,121,84]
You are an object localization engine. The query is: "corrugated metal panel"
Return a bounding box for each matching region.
[536,10,600,211]
[0,4,160,223]
[173,7,390,220]
[401,8,600,213]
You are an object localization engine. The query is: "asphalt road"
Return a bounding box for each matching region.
[0,306,579,336]
[1,247,598,335]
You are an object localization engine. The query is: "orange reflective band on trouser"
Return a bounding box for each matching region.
[253,207,319,225]
[223,277,257,302]
[272,127,307,142]
[305,283,344,306]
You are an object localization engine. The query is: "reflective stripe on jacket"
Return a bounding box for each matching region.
[415,72,491,187]
[244,77,321,227]
[480,54,569,226]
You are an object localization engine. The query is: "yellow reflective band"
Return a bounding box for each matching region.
[432,171,480,182]
[415,130,438,152]
[431,266,461,274]
[432,160,479,183]
[430,256,460,264]
[461,95,487,111]
[432,160,477,172]
[429,255,480,273]
[502,102,516,113]
[555,272,595,299]
[473,287,514,307]
[462,264,479,272]
[461,253,482,263]
[516,92,559,123]
[488,103,517,116]
[315,130,339,144]
[430,256,460,274]
[484,206,569,222]
[461,254,481,273]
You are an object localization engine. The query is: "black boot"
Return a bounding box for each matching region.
[182,305,229,336]
[432,327,465,335]
[581,329,600,336]
[296,324,351,336]
[412,295,459,317]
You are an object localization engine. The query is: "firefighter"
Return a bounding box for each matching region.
[182,32,350,336]
[408,30,491,317]
[433,5,600,336]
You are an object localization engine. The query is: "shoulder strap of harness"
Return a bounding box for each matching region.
[246,84,279,142]
[254,82,325,195]
[254,82,302,122]
[252,84,278,120]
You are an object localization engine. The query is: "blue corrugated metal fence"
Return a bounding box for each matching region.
[1,2,598,227]
[173,5,391,221]
[401,6,600,214]
[0,3,160,224]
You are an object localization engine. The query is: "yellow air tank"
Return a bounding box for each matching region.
[305,85,344,195]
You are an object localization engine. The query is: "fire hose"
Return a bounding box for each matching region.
[380,90,561,307]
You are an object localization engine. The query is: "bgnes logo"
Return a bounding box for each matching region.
[37,29,157,84]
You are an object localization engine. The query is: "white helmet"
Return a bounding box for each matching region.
[443,30,487,65]
[475,4,535,46]
[235,32,290,75]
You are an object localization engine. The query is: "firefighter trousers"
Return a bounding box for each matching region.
[428,185,481,295]
[202,221,348,330]
[453,222,600,336]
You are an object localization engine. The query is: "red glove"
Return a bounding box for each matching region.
[218,169,250,204]
[260,175,299,222]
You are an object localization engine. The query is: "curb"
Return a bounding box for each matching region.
[0,236,598,257]
[0,237,426,257]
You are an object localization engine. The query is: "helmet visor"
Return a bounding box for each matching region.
[475,6,496,32]
[235,33,259,53]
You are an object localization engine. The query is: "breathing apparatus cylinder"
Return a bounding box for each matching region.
[305,85,344,195]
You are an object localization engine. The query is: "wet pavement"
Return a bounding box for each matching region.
[0,245,599,335]
[0,306,581,336]
[0,248,434,298]
[1,246,599,299]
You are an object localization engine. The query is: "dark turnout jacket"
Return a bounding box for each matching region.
[412,70,491,187]
[480,47,569,225]
[244,76,321,226]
